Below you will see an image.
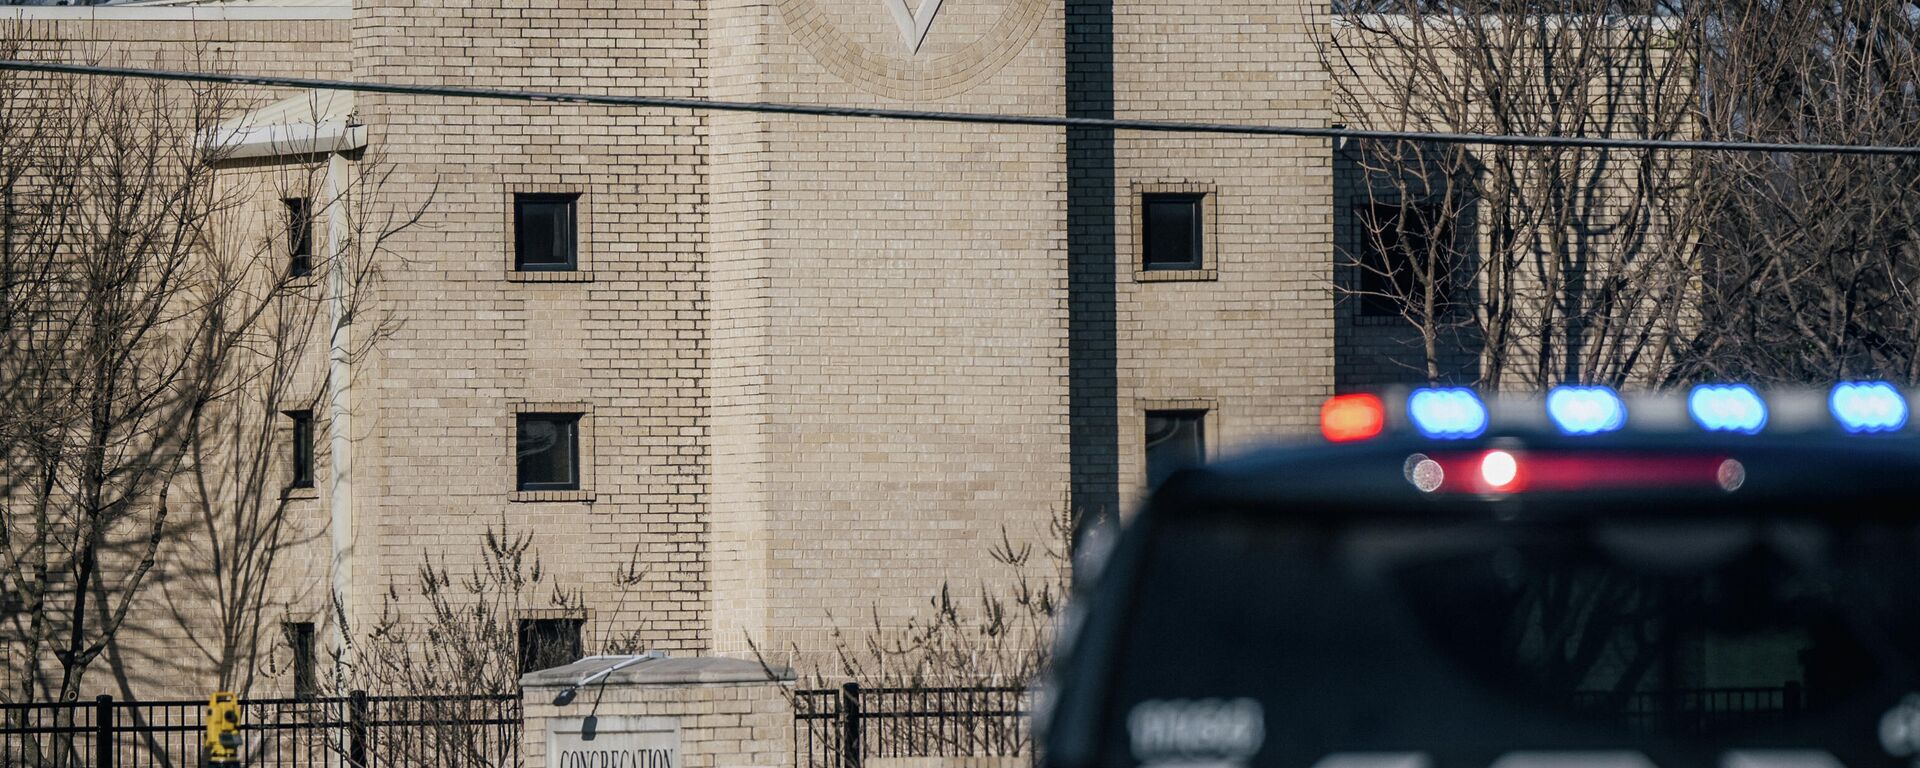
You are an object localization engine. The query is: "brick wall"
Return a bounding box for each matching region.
[707,0,1071,658]
[16,0,1355,697]
[0,6,352,701]
[349,0,712,654]
[1098,0,1335,513]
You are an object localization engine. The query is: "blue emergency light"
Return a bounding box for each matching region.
[1688,384,1768,435]
[1546,386,1627,436]
[1407,388,1488,439]
[1830,381,1908,434]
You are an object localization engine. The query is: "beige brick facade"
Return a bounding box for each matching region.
[18,0,1354,697]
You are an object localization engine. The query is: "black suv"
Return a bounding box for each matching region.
[1039,385,1920,768]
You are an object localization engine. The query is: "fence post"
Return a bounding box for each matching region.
[837,683,862,768]
[93,695,113,768]
[348,690,369,768]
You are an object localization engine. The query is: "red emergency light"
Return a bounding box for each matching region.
[1321,394,1386,443]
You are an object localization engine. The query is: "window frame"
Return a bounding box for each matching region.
[517,617,585,674]
[284,197,314,277]
[512,193,580,273]
[1140,193,1207,272]
[1352,200,1459,318]
[1144,408,1209,489]
[288,410,315,490]
[283,622,317,698]
[515,412,582,492]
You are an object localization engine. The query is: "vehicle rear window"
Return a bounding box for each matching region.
[1100,512,1920,763]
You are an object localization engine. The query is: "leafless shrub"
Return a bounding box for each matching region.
[324,520,652,768]
[755,507,1073,759]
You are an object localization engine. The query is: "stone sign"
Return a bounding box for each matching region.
[548,715,681,768]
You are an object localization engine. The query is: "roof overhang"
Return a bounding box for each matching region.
[206,89,365,161]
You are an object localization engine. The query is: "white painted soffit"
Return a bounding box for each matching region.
[207,89,366,161]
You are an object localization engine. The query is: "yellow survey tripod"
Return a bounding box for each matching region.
[203,692,241,768]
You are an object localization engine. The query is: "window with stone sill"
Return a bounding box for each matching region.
[287,410,314,491]
[284,197,314,277]
[513,193,579,272]
[1145,409,1207,489]
[515,412,581,492]
[1142,193,1205,271]
[518,617,584,674]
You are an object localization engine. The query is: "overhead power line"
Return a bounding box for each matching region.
[6,59,1920,156]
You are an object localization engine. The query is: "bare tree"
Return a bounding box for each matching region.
[0,26,422,709]
[137,142,423,696]
[1326,2,1709,388]
[1328,0,1920,389]
[1679,0,1920,384]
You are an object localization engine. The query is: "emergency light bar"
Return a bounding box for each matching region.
[1321,382,1920,443]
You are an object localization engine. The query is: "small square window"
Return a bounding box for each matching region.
[284,198,313,277]
[1142,194,1204,271]
[1145,410,1206,488]
[283,622,317,698]
[1355,201,1457,317]
[518,618,583,674]
[516,413,581,491]
[288,410,314,490]
[514,194,579,272]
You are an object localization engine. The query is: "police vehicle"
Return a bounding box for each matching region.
[1039,383,1920,768]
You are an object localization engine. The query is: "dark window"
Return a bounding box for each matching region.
[513,194,579,271]
[1145,410,1206,488]
[516,413,581,491]
[283,622,317,697]
[1354,201,1456,317]
[1142,194,1204,270]
[288,410,314,489]
[284,197,313,277]
[518,618,584,674]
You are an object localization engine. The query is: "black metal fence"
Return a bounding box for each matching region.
[0,692,519,768]
[1570,684,1803,736]
[795,683,1032,768]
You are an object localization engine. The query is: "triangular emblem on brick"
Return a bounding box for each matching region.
[882,0,944,54]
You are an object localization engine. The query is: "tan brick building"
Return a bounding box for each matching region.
[11,0,1379,699]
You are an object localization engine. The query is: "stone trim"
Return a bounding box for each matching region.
[507,401,596,504]
[1130,181,1220,283]
[519,608,589,621]
[504,184,594,283]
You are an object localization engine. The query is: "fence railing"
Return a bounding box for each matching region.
[0,692,519,768]
[794,683,1031,768]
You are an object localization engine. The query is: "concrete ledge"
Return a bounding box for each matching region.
[521,655,792,690]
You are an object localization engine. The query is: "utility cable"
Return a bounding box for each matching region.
[5,59,1920,156]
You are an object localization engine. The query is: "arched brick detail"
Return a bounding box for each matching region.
[776,0,1049,100]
